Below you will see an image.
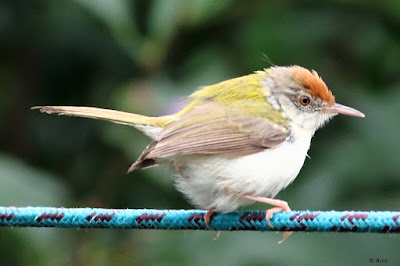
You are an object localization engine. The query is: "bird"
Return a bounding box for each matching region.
[33,65,364,242]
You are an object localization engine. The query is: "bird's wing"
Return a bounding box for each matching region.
[129,101,289,171]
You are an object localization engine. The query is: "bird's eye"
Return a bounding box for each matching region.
[299,95,311,106]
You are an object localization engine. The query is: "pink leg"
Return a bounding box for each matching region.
[204,208,215,229]
[240,194,292,243]
[204,208,221,240]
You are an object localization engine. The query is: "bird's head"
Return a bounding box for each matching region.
[264,66,364,133]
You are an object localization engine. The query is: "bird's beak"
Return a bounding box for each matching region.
[323,103,365,117]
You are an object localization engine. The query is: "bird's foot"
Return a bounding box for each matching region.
[240,194,292,243]
[204,208,221,240]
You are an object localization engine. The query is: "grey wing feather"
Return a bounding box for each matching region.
[130,102,289,170]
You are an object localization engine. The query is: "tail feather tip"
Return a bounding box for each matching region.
[127,164,137,174]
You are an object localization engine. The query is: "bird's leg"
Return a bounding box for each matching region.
[240,194,292,243]
[204,208,215,228]
[240,194,291,227]
[204,208,220,240]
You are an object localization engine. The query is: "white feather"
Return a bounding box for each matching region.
[173,124,313,212]
[133,124,163,139]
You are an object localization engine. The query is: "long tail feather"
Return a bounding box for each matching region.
[32,106,174,138]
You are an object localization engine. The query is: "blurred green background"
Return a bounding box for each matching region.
[1,0,400,265]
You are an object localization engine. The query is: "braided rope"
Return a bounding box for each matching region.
[0,206,399,233]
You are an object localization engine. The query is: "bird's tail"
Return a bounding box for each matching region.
[32,106,174,138]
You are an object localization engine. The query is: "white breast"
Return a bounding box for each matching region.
[173,125,313,212]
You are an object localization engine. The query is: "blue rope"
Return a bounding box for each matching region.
[0,206,399,233]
